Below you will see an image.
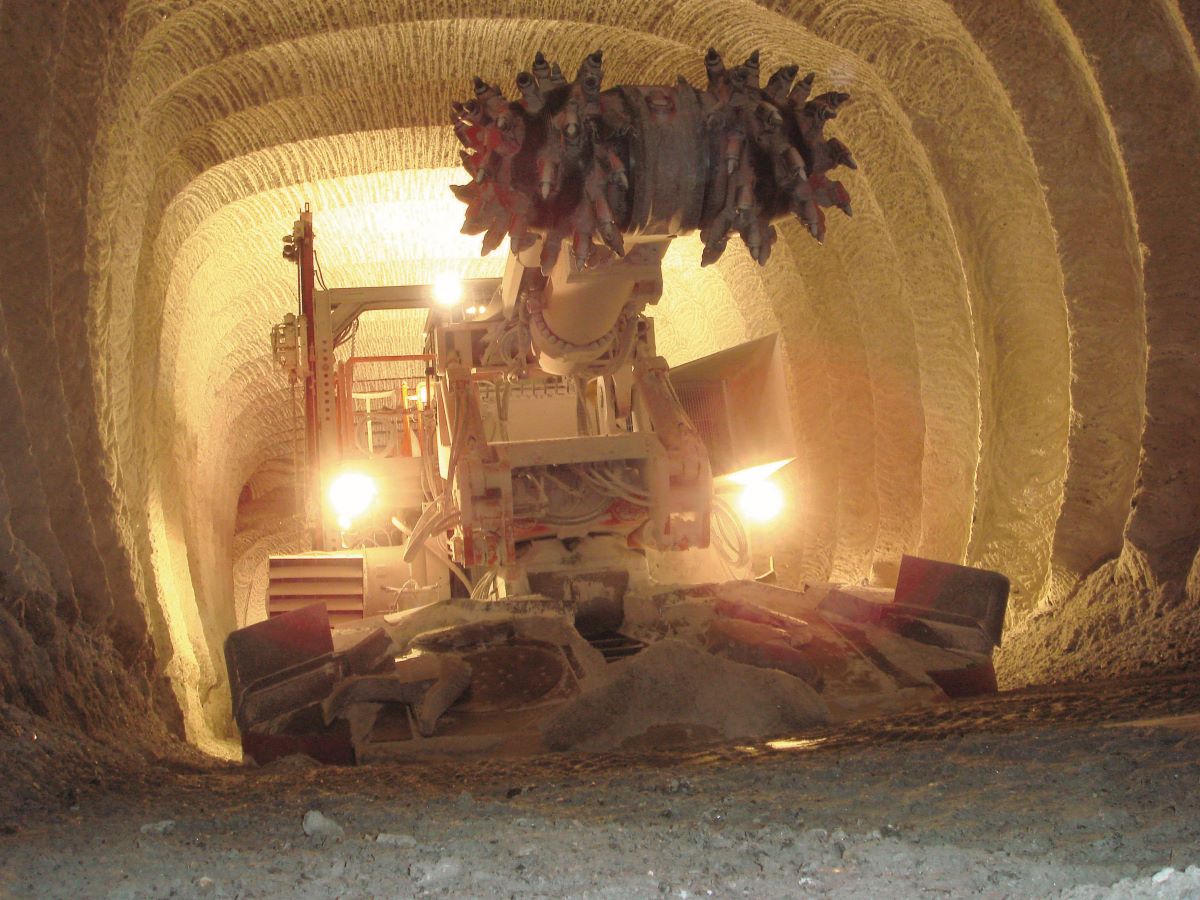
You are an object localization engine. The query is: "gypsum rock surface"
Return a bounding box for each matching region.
[0,1,1196,757]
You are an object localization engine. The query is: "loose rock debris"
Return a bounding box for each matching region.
[1,675,1198,898]
[301,809,344,841]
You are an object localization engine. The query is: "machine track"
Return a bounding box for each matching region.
[586,631,646,663]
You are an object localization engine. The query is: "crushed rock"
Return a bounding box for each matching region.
[409,855,463,885]
[301,809,344,840]
[262,753,321,771]
[2,677,1198,898]
[138,819,175,835]
[375,832,417,847]
[540,638,828,751]
[1059,865,1200,898]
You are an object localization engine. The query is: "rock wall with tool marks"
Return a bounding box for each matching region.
[0,0,1196,749]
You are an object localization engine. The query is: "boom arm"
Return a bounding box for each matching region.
[435,48,855,577]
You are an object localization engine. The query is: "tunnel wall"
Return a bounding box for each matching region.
[0,0,181,740]
[0,0,1196,747]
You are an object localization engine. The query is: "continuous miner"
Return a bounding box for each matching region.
[0,4,1197,896]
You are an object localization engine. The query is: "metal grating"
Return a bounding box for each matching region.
[669,333,795,478]
[674,379,737,475]
[267,553,366,628]
[586,630,647,663]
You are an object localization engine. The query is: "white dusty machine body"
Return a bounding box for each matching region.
[225,49,1010,764]
[267,218,757,626]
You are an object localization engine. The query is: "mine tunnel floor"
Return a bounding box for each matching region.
[3,675,1199,897]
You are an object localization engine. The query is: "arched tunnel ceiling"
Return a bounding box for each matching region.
[2,0,1196,745]
[94,0,1119,601]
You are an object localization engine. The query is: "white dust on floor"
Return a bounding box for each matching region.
[1,713,1198,898]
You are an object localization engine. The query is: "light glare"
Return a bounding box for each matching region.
[433,272,463,307]
[737,479,784,524]
[329,472,377,530]
[725,459,791,486]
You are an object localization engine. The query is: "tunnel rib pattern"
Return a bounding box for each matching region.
[0,0,1196,745]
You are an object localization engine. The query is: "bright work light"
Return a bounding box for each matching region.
[737,479,784,524]
[433,272,463,307]
[329,472,377,530]
[725,459,789,486]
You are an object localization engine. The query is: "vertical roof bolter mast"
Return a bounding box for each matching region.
[297,205,325,550]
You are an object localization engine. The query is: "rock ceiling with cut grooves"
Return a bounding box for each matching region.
[7,0,1192,742]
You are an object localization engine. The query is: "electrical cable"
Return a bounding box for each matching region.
[401,498,445,559]
[441,393,468,503]
[422,537,472,595]
[527,467,627,526]
[539,494,612,526]
[391,514,472,595]
[580,463,649,506]
[333,314,359,349]
[712,495,751,570]
[313,248,330,292]
[403,501,461,563]
[470,568,499,600]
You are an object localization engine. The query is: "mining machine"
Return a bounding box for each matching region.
[225,49,1009,764]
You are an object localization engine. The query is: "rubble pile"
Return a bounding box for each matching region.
[226,555,1008,763]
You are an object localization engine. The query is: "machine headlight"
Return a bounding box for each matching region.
[433,272,463,308]
[725,459,789,486]
[723,459,788,525]
[737,478,784,524]
[329,472,377,530]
